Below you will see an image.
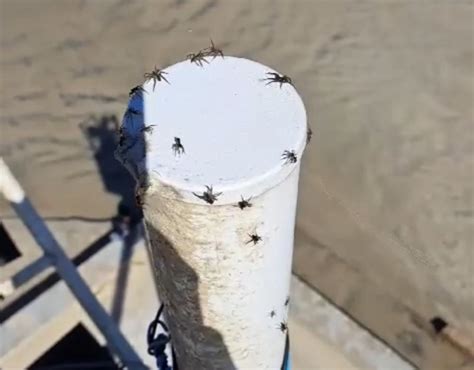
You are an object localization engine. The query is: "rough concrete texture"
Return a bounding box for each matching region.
[0,0,472,367]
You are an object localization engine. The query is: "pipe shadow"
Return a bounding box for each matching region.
[109,215,139,323]
[80,114,143,326]
[79,114,141,222]
[146,224,236,370]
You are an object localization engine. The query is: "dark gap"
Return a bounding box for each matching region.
[0,221,22,266]
[430,316,448,334]
[28,323,119,369]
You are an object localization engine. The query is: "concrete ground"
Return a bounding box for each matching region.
[1,0,472,368]
[0,219,411,370]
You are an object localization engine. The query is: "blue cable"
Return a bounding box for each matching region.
[147,304,172,370]
[147,304,291,370]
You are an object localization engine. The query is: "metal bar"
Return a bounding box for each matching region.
[0,157,147,369]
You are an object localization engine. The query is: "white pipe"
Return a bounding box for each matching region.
[117,56,307,369]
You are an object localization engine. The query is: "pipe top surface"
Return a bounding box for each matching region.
[124,56,307,204]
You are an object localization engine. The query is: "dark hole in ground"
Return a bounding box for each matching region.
[28,323,119,369]
[0,221,21,267]
[430,316,448,334]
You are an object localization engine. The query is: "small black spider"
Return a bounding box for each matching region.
[172,137,185,156]
[135,190,144,207]
[141,124,156,133]
[129,85,146,97]
[284,296,290,306]
[117,126,126,144]
[269,310,276,318]
[187,50,209,67]
[234,196,252,210]
[263,72,293,88]
[203,39,224,59]
[124,107,142,124]
[125,107,141,116]
[246,233,262,245]
[281,150,297,164]
[118,133,125,146]
[278,321,288,333]
[306,126,313,144]
[193,185,222,204]
[144,67,169,90]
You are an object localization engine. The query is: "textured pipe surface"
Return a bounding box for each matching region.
[116,56,307,369]
[145,167,300,369]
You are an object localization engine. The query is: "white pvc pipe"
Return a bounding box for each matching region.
[116,56,307,369]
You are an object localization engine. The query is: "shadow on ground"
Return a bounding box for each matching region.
[79,114,141,222]
[80,114,142,325]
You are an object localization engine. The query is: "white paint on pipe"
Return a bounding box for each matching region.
[117,56,307,369]
[0,158,25,203]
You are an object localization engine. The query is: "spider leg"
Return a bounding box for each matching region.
[192,192,204,200]
[161,74,170,84]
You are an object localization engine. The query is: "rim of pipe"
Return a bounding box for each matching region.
[115,56,308,205]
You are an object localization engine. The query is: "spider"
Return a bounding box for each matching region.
[281,150,297,164]
[278,321,288,333]
[284,296,290,306]
[246,233,262,245]
[187,50,209,67]
[135,194,143,207]
[306,127,313,144]
[269,310,276,318]
[129,85,145,97]
[124,107,142,123]
[172,137,185,156]
[203,39,224,59]
[234,195,252,210]
[141,124,156,133]
[135,183,149,208]
[263,72,293,88]
[193,185,222,204]
[118,132,125,146]
[144,67,169,90]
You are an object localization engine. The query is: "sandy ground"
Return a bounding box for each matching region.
[1,0,473,367]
